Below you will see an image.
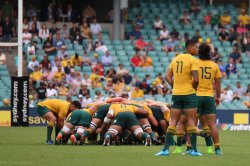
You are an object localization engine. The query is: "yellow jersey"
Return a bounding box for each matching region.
[197,59,221,97]
[30,71,42,81]
[109,104,138,117]
[163,110,170,122]
[141,57,153,67]
[37,99,70,118]
[220,15,231,25]
[71,55,83,66]
[238,14,250,25]
[129,100,153,116]
[169,53,198,95]
[131,89,144,98]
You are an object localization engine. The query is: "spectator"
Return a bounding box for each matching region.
[46,83,58,97]
[140,52,153,69]
[27,56,39,72]
[221,85,233,102]
[236,22,248,35]
[92,61,104,76]
[130,50,142,68]
[204,12,212,25]
[44,3,54,21]
[245,37,250,56]
[29,23,39,40]
[2,16,15,42]
[162,82,170,97]
[228,28,238,44]
[190,0,201,16]
[179,11,192,25]
[39,23,49,40]
[101,50,112,67]
[131,84,144,99]
[79,83,90,96]
[220,11,231,27]
[123,71,133,85]
[82,51,91,66]
[66,4,76,22]
[36,82,47,102]
[238,9,250,27]
[40,54,51,70]
[211,47,222,62]
[134,14,144,29]
[135,36,148,50]
[64,61,73,75]
[244,84,250,97]
[53,30,65,49]
[0,48,6,65]
[104,78,114,93]
[27,41,38,56]
[128,26,142,40]
[226,58,237,77]
[81,93,93,107]
[42,67,53,81]
[71,53,83,67]
[233,81,245,100]
[192,30,201,42]
[70,23,80,43]
[65,68,75,83]
[117,63,128,75]
[68,85,78,96]
[106,10,114,23]
[153,16,163,33]
[105,67,116,79]
[94,90,105,102]
[113,78,125,95]
[55,3,63,21]
[1,0,14,21]
[57,45,68,60]
[170,28,180,41]
[60,24,70,39]
[149,81,162,96]
[71,72,82,87]
[154,73,164,88]
[91,52,100,66]
[229,46,242,63]
[218,27,229,42]
[90,17,102,35]
[49,22,59,36]
[29,16,41,30]
[162,38,176,52]
[82,4,96,20]
[217,60,227,79]
[159,26,169,42]
[80,22,91,39]
[95,42,108,53]
[87,38,93,51]
[30,65,42,88]
[58,83,69,96]
[27,4,38,21]
[81,74,92,87]
[145,41,155,53]
[139,79,151,95]
[53,65,64,81]
[61,54,72,68]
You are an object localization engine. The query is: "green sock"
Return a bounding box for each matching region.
[204,135,213,146]
[177,137,183,146]
[163,132,174,151]
[141,132,149,141]
[149,132,156,141]
[190,133,197,152]
[83,130,90,137]
[75,133,81,141]
[55,127,60,140]
[59,131,66,137]
[186,145,192,151]
[47,126,53,141]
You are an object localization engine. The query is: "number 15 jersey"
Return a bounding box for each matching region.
[197,59,221,97]
[169,53,198,95]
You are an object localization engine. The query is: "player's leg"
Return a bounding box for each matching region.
[130,125,151,146]
[206,114,221,154]
[37,106,57,144]
[56,122,75,144]
[199,115,214,153]
[139,118,157,143]
[103,125,122,146]
[173,115,186,154]
[183,94,202,156]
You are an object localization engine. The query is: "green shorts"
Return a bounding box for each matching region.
[93,104,111,120]
[37,105,50,117]
[67,109,92,126]
[113,112,140,129]
[172,93,197,109]
[150,106,165,121]
[197,96,216,114]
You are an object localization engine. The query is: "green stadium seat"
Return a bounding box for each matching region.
[114,45,123,51]
[124,45,134,51]
[117,51,126,57]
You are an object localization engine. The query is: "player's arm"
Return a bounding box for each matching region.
[135,108,148,117]
[88,101,106,114]
[98,108,114,133]
[57,117,64,129]
[106,97,125,103]
[214,78,221,106]
[148,115,158,127]
[166,68,174,88]
[191,70,199,90]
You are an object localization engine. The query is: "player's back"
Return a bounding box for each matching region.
[110,104,137,116]
[197,59,221,97]
[170,53,198,95]
[37,99,70,114]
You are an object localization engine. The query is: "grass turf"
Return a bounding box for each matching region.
[0,127,249,166]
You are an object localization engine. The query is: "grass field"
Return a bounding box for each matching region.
[0,127,249,166]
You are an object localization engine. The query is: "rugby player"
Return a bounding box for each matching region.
[37,99,82,144]
[155,39,202,156]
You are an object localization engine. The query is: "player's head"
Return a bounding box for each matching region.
[69,100,82,112]
[198,43,211,60]
[185,39,198,55]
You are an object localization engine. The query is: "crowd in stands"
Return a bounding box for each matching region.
[0,0,250,108]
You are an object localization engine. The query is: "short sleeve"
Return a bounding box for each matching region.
[58,106,68,119]
[215,64,222,79]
